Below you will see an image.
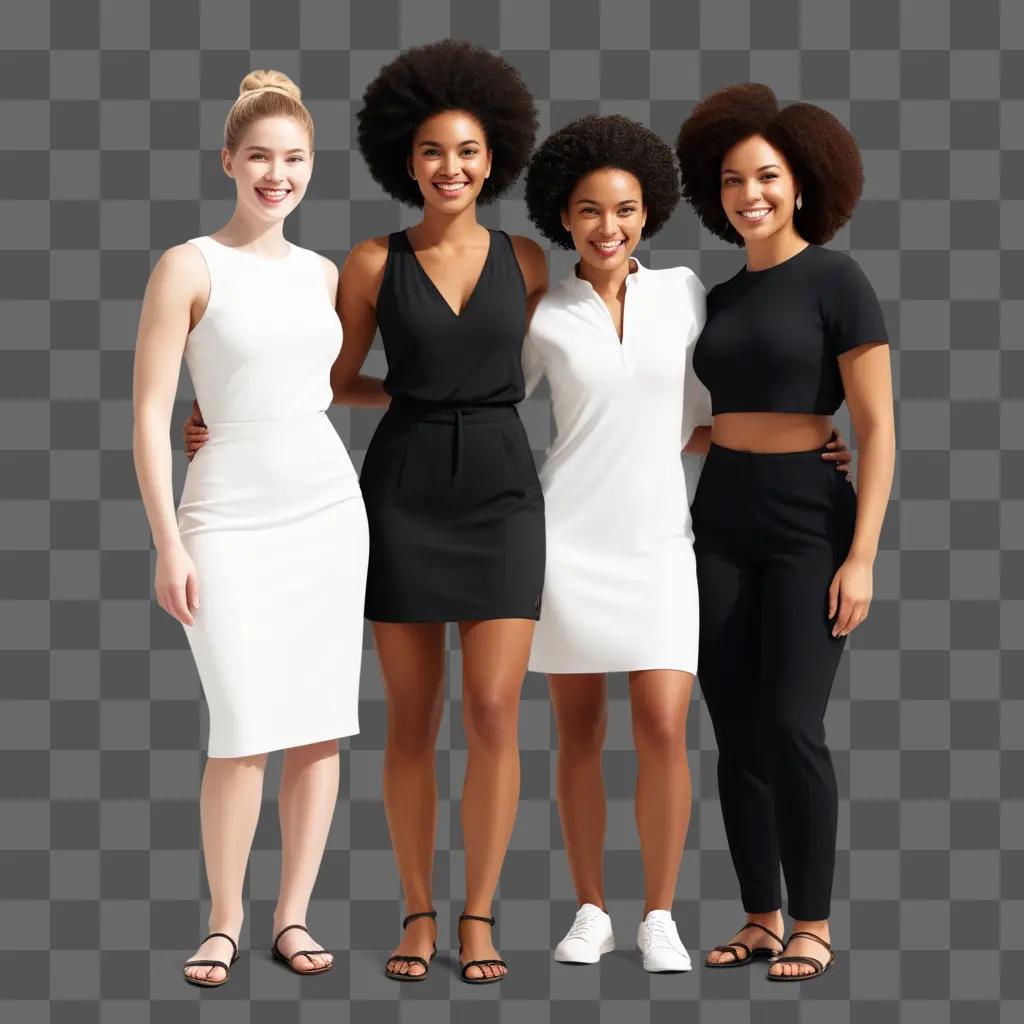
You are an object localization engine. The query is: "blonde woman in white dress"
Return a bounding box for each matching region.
[521,116,852,973]
[133,72,369,986]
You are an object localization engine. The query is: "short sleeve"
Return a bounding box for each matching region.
[821,255,888,356]
[521,326,545,399]
[680,269,713,442]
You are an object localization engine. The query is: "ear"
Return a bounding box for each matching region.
[641,204,647,229]
[221,147,234,179]
[408,157,416,180]
[484,148,493,180]
[560,210,571,233]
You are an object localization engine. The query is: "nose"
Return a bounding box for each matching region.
[599,212,617,235]
[443,152,460,176]
[741,179,761,204]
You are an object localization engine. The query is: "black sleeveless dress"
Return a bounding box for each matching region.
[360,228,545,622]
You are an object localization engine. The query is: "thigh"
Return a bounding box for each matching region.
[548,674,607,742]
[759,540,847,721]
[373,621,447,727]
[458,618,535,692]
[694,532,761,714]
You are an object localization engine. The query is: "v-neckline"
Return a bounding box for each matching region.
[404,228,493,319]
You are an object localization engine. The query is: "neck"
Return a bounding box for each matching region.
[744,228,807,272]
[216,210,290,256]
[576,254,636,299]
[414,202,485,245]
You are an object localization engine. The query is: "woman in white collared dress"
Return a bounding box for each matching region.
[521,115,711,973]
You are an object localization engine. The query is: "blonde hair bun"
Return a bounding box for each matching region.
[238,70,302,102]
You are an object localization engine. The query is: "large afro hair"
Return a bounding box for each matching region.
[675,82,864,245]
[524,114,680,249]
[356,39,538,207]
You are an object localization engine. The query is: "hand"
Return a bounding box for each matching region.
[827,556,872,637]
[183,399,209,462]
[155,544,200,626]
[822,428,853,481]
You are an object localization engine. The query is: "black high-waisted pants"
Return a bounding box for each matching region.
[691,442,857,922]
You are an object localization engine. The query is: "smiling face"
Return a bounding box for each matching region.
[560,168,646,276]
[222,115,313,222]
[719,134,800,244]
[409,110,493,213]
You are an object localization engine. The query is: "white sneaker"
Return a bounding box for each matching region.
[554,903,615,964]
[636,909,692,973]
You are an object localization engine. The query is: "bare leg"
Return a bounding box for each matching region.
[272,739,340,971]
[183,752,267,983]
[376,621,446,977]
[629,669,694,916]
[457,617,534,980]
[549,673,608,910]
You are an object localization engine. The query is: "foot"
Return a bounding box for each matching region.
[636,909,691,973]
[458,915,507,981]
[272,922,333,973]
[768,923,831,979]
[386,915,437,979]
[183,931,239,984]
[554,903,615,964]
[705,912,785,965]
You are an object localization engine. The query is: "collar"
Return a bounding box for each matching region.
[564,256,645,297]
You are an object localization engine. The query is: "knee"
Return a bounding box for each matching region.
[763,708,826,761]
[558,706,606,759]
[387,707,441,758]
[632,707,686,759]
[462,686,520,749]
[283,738,338,764]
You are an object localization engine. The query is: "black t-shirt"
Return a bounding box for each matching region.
[692,244,887,416]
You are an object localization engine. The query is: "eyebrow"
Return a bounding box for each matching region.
[244,146,306,154]
[416,139,482,147]
[721,164,782,174]
[573,197,640,205]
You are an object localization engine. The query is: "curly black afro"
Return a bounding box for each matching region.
[356,39,538,207]
[524,114,680,249]
[676,83,864,246]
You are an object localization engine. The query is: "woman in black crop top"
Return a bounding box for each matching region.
[676,84,895,981]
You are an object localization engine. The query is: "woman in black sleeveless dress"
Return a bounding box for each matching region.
[332,42,547,984]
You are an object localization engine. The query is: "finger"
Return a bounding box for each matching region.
[169,587,195,627]
[185,572,200,612]
[834,599,855,637]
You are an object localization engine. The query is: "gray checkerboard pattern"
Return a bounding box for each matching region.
[1,0,1020,1018]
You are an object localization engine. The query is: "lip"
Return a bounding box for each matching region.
[255,186,292,206]
[737,207,773,222]
[589,239,625,260]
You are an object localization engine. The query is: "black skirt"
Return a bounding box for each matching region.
[360,400,545,623]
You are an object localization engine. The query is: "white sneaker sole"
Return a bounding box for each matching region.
[554,936,616,964]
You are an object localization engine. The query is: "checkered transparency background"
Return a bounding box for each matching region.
[1,0,1020,1019]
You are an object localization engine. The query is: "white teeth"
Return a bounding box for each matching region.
[740,208,771,220]
[435,182,467,192]
[257,188,289,198]
[593,241,622,250]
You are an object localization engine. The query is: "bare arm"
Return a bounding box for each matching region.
[132,244,205,624]
[330,237,390,408]
[511,235,549,328]
[828,342,896,636]
[683,425,711,455]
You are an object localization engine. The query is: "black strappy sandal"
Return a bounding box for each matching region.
[458,912,508,984]
[704,921,784,968]
[182,931,239,987]
[384,910,437,982]
[271,923,334,975]
[766,930,835,982]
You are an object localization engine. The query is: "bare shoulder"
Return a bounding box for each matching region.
[316,252,340,293]
[149,242,208,298]
[341,235,389,280]
[509,234,548,292]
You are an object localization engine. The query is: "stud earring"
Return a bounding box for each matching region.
[796,194,803,210]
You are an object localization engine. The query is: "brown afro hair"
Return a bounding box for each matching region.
[524,114,680,249]
[356,39,538,208]
[675,82,864,245]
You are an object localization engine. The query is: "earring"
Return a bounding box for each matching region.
[796,194,803,210]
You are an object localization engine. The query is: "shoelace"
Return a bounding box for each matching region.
[566,909,604,942]
[644,917,680,952]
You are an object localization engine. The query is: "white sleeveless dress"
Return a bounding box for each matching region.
[177,236,369,757]
[523,260,711,674]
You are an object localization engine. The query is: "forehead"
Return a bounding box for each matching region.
[721,134,788,171]
[236,115,311,150]
[569,167,643,201]
[413,109,487,143]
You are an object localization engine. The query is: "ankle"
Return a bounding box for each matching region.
[206,911,244,939]
[746,909,783,927]
[272,907,308,930]
[791,918,829,935]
